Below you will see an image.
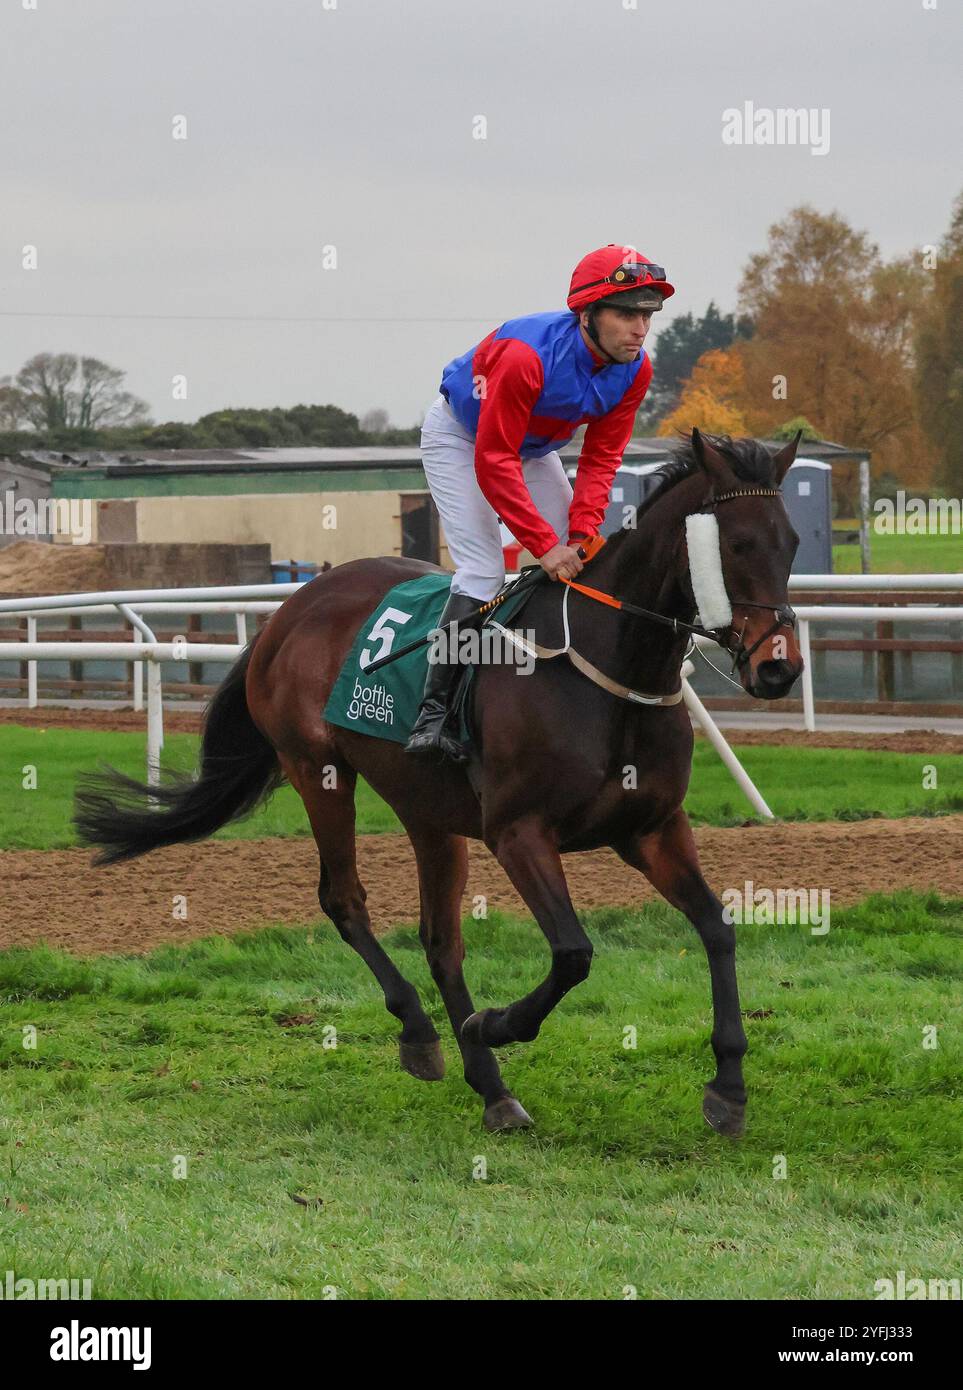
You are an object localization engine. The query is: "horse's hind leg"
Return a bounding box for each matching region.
[615,807,748,1137]
[294,760,444,1080]
[461,815,594,1049]
[406,822,531,1131]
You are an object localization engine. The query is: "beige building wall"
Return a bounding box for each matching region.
[76,488,466,572]
[131,491,411,566]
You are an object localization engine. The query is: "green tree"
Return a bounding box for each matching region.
[772,416,821,441]
[136,421,203,449]
[192,403,367,447]
[640,302,753,427]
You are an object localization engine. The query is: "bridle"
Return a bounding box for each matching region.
[559,486,798,675]
[701,486,798,671]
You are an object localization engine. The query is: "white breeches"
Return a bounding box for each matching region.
[419,393,573,600]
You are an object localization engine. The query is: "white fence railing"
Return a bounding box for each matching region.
[0,575,961,810]
[0,585,298,787]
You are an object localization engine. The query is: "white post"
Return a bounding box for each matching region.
[235,612,248,645]
[132,628,144,710]
[146,658,164,787]
[859,458,872,575]
[27,616,38,707]
[799,618,815,732]
[682,678,774,820]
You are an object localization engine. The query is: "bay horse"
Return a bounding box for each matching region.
[75,429,803,1136]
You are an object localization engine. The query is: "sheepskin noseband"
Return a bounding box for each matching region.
[684,512,733,631]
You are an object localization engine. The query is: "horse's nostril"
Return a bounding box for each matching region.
[757,659,795,686]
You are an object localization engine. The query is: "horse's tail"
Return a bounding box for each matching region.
[74,633,283,866]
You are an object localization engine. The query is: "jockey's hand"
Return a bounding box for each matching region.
[538,543,585,582]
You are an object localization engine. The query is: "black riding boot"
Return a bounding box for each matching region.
[404,590,486,762]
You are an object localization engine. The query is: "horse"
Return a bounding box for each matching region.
[74,428,804,1136]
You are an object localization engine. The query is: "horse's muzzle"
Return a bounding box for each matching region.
[747,657,801,701]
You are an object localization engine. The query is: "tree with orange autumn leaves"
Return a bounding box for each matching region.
[658,347,750,438]
[657,205,947,495]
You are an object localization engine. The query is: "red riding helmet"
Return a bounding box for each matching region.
[567,244,675,312]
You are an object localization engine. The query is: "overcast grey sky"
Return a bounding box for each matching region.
[2,0,960,429]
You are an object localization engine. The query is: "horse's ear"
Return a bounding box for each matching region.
[771,430,802,486]
[690,428,739,492]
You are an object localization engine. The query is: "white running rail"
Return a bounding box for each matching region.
[0,574,961,806]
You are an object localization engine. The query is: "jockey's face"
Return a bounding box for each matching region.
[581,306,653,363]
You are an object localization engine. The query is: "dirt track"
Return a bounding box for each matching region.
[4,815,961,956]
[2,707,961,955]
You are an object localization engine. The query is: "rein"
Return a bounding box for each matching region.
[562,487,798,674]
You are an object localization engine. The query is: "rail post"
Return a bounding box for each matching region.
[27,616,38,707]
[877,620,894,701]
[799,618,815,731]
[146,657,164,788]
[681,676,774,820]
[132,628,144,710]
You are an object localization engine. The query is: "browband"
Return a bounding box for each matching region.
[710,488,782,505]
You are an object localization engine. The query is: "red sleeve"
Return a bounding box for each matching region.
[473,337,560,559]
[568,353,653,540]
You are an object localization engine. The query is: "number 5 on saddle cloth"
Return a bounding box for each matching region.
[322,570,544,749]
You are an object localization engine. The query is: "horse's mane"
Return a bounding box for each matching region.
[626,433,783,526]
[668,432,782,487]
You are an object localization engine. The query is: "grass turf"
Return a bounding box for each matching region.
[0,891,959,1299]
[1,725,961,851]
[833,530,963,574]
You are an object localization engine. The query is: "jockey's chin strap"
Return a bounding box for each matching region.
[558,489,798,677]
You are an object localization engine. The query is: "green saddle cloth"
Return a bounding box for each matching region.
[322,571,540,746]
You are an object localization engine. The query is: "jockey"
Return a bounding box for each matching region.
[405,244,674,761]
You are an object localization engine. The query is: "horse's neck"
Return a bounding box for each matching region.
[567,473,705,693]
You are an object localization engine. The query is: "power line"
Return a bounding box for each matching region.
[0,310,495,325]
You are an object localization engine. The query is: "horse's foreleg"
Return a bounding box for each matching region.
[462,815,593,1048]
[294,762,442,1071]
[615,808,748,1136]
[406,823,531,1131]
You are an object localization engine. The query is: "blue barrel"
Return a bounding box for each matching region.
[271,561,319,584]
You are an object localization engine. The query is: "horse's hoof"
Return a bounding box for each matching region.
[461,1009,494,1046]
[703,1085,746,1137]
[483,1096,533,1132]
[399,1039,445,1081]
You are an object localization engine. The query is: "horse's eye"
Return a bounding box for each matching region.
[730,538,754,557]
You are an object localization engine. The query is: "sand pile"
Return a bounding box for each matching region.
[0,541,110,594]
